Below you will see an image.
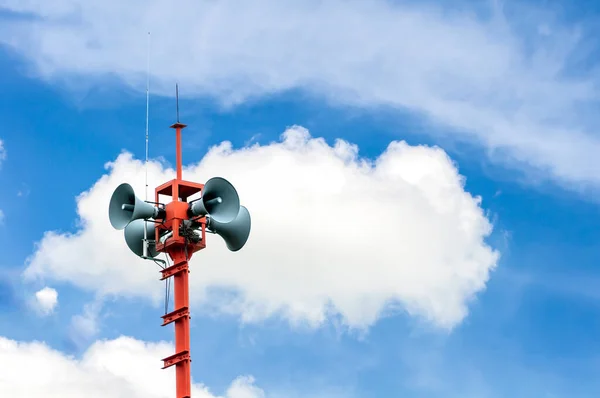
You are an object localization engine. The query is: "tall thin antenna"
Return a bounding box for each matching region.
[143,31,151,259]
[176,83,180,123]
[145,32,151,201]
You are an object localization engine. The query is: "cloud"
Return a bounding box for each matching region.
[17,183,31,198]
[0,1,599,188]
[23,126,498,330]
[0,334,265,398]
[0,138,5,223]
[225,377,265,398]
[69,298,104,346]
[0,139,5,166]
[33,286,58,315]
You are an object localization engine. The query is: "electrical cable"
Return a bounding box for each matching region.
[164,275,170,314]
[161,222,197,315]
[164,251,171,315]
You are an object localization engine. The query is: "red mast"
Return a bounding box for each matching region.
[154,121,205,398]
[109,85,251,398]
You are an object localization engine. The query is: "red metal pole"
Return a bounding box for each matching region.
[172,123,186,180]
[172,249,191,398]
[160,121,192,398]
[176,128,182,180]
[171,122,187,180]
[160,242,193,398]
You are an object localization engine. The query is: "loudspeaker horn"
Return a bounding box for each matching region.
[189,177,240,224]
[124,219,158,258]
[207,206,251,252]
[109,183,164,230]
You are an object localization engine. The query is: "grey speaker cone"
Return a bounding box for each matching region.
[207,206,251,252]
[124,219,158,258]
[189,177,240,224]
[109,183,162,230]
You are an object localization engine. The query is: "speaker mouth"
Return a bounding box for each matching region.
[109,183,164,230]
[124,219,158,258]
[207,205,251,252]
[188,177,241,223]
[109,183,136,229]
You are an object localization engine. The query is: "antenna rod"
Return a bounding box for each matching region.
[145,32,151,201]
[171,83,186,181]
[143,31,151,259]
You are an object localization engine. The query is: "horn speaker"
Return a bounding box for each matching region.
[189,177,240,223]
[124,219,158,258]
[109,183,163,230]
[207,206,251,252]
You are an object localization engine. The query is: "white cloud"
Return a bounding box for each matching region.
[0,334,265,398]
[69,299,103,346]
[23,126,498,330]
[0,139,5,223]
[0,139,5,165]
[17,183,31,198]
[34,286,58,315]
[0,1,598,187]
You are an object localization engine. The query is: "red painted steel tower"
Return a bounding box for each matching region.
[109,116,251,398]
[155,122,203,398]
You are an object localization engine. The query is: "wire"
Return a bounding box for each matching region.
[163,251,171,315]
[161,223,196,316]
[145,31,150,201]
[143,32,151,257]
[184,237,189,262]
[164,276,170,314]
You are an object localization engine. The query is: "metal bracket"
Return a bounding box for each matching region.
[160,260,189,280]
[161,350,190,369]
[161,306,190,326]
[143,256,166,265]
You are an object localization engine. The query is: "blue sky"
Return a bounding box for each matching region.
[2,1,600,397]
